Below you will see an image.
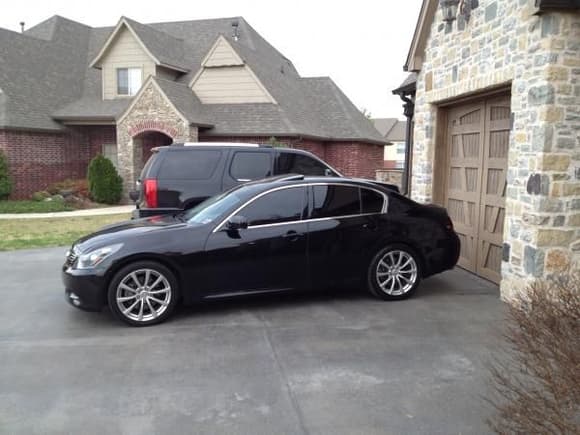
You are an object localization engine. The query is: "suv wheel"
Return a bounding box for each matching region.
[108,261,179,326]
[367,244,421,300]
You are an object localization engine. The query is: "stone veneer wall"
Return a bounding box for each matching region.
[117,81,198,195]
[411,0,580,297]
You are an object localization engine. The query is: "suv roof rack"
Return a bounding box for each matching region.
[177,142,260,148]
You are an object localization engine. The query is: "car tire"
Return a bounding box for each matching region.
[107,261,179,326]
[367,244,422,300]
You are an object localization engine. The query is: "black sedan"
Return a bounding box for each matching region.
[62,175,460,326]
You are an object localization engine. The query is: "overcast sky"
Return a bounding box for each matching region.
[1,0,422,119]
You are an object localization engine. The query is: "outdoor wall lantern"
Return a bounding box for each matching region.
[440,0,477,25]
[440,0,460,23]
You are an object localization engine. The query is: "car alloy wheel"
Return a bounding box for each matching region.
[376,250,418,296]
[108,261,178,326]
[367,244,421,300]
[116,268,172,322]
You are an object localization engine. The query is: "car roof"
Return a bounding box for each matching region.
[238,175,392,194]
[155,143,315,154]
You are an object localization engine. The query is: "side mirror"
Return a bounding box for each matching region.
[324,168,334,177]
[129,190,139,202]
[226,215,249,231]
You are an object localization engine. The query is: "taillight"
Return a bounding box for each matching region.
[444,216,454,231]
[144,179,158,208]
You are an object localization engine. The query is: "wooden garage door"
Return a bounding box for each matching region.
[445,96,510,283]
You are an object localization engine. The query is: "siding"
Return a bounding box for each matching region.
[192,66,273,104]
[101,26,155,100]
[203,37,243,67]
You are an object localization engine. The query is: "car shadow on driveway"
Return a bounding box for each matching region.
[170,267,499,325]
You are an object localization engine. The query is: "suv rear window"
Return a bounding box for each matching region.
[277,152,331,176]
[230,152,272,180]
[158,150,222,180]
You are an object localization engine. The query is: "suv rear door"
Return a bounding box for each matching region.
[222,149,274,190]
[275,150,338,176]
[155,148,226,209]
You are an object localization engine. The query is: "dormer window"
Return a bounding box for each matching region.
[117,67,142,96]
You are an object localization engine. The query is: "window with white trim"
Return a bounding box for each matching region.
[102,144,118,169]
[117,68,142,96]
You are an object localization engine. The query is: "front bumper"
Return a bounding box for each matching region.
[62,266,108,311]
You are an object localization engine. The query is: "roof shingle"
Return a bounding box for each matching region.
[0,15,386,144]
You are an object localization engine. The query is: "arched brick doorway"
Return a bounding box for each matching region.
[132,130,173,174]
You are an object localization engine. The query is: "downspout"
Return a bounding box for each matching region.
[400,94,415,197]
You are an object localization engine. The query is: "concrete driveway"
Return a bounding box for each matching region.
[0,247,502,435]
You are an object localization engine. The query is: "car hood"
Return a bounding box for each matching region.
[74,214,193,253]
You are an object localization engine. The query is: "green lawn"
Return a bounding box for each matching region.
[0,200,74,213]
[0,214,130,251]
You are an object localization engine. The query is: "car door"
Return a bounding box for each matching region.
[202,186,309,295]
[306,184,385,287]
[222,150,274,191]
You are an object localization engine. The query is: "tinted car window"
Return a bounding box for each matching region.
[237,187,306,226]
[312,185,361,219]
[230,152,272,180]
[277,152,331,176]
[361,188,384,213]
[158,150,221,180]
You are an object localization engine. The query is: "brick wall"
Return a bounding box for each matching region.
[0,126,115,199]
[325,142,384,179]
[0,128,383,199]
[199,135,383,179]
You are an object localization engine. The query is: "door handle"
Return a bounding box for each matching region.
[362,222,377,230]
[282,230,303,242]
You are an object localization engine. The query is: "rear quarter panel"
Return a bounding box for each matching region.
[371,209,454,278]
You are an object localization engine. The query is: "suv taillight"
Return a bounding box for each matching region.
[144,179,158,208]
[444,216,454,231]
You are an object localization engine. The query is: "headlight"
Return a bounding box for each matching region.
[76,244,123,269]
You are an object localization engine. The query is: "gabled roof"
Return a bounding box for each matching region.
[200,35,244,67]
[372,118,397,137]
[89,17,189,73]
[405,0,580,72]
[0,15,386,144]
[404,0,439,72]
[372,118,406,143]
[0,16,91,130]
[385,120,406,142]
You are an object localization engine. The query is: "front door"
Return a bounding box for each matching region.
[445,96,509,283]
[202,186,308,295]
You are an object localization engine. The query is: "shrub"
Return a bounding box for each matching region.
[486,272,580,434]
[87,155,123,204]
[0,150,13,200]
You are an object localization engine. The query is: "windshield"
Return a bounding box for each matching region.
[182,192,242,225]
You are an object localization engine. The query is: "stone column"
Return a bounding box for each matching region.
[500,11,580,299]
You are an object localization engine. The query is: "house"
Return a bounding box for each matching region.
[373,118,408,169]
[0,16,386,198]
[394,0,580,296]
